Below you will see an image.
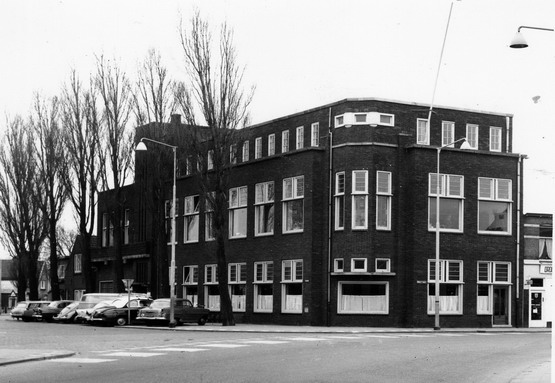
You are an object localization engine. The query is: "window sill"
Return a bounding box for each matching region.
[255,232,274,238]
[331,272,396,277]
[283,230,304,235]
[229,236,247,240]
[184,240,199,244]
[338,311,389,315]
[477,231,512,236]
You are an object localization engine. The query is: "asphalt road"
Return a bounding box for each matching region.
[0,318,550,383]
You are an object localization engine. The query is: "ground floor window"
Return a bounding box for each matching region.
[338,282,389,314]
[183,286,198,306]
[282,283,302,313]
[205,285,220,311]
[427,284,462,314]
[254,284,273,312]
[99,280,114,293]
[230,284,246,312]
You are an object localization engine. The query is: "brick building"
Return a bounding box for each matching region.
[73,98,525,328]
[522,213,552,328]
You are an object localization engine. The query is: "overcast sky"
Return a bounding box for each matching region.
[0,0,553,257]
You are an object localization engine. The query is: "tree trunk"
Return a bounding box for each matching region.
[16,256,28,301]
[49,218,60,300]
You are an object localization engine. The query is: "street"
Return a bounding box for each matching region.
[0,318,550,383]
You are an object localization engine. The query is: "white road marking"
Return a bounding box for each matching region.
[434,333,468,337]
[399,334,436,338]
[152,347,208,352]
[241,340,290,345]
[328,336,364,340]
[201,344,249,348]
[287,337,331,342]
[49,357,116,364]
[103,352,166,357]
[361,335,400,339]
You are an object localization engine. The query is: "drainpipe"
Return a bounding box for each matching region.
[516,154,526,327]
[327,107,333,327]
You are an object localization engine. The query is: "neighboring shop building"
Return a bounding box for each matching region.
[523,213,552,328]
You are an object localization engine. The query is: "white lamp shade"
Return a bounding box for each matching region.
[510,31,528,48]
[135,141,148,151]
[459,140,472,150]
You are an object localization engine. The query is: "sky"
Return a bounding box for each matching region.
[0,0,554,257]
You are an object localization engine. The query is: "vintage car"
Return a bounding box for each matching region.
[74,293,148,323]
[53,301,79,323]
[10,301,51,322]
[88,298,152,326]
[38,300,75,322]
[136,298,210,326]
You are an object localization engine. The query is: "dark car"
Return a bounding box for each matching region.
[89,298,152,326]
[53,301,79,323]
[136,298,210,326]
[38,300,75,322]
[10,301,51,322]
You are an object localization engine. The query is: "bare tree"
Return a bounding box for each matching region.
[32,94,68,300]
[177,12,254,326]
[0,116,48,301]
[60,70,103,294]
[96,56,134,293]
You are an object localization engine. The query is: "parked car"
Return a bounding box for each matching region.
[53,301,79,323]
[89,298,152,326]
[38,300,75,322]
[74,293,148,323]
[10,301,51,322]
[136,298,210,326]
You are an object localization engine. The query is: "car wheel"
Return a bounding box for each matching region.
[116,317,127,326]
[197,316,207,326]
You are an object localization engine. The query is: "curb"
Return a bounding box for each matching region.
[0,350,76,367]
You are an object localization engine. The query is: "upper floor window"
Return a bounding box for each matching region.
[255,137,262,159]
[183,265,199,284]
[283,176,304,233]
[184,195,200,243]
[205,192,215,241]
[57,264,66,279]
[74,253,82,274]
[334,172,345,231]
[417,118,429,145]
[296,126,304,150]
[311,123,319,147]
[229,263,247,284]
[428,173,464,232]
[102,213,109,247]
[442,121,455,147]
[229,186,248,238]
[376,171,392,230]
[282,130,289,153]
[335,112,395,128]
[478,178,512,235]
[466,124,479,150]
[268,134,275,156]
[207,150,214,170]
[489,127,502,152]
[255,181,274,236]
[242,140,249,162]
[352,170,368,230]
[229,145,237,164]
[205,264,218,284]
[124,209,130,244]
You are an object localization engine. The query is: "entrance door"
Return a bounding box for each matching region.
[529,290,545,328]
[493,287,509,325]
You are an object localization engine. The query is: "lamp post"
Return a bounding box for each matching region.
[434,137,470,330]
[509,26,554,49]
[135,137,178,328]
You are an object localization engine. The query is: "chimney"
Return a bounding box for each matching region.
[171,114,181,125]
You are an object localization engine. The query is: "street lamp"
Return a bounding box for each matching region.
[509,26,554,49]
[135,137,178,328]
[434,137,471,330]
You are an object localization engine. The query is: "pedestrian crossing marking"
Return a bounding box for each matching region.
[327,336,363,340]
[49,357,116,364]
[434,333,468,337]
[104,352,166,357]
[399,334,436,338]
[361,335,399,339]
[201,344,249,348]
[242,340,290,345]
[287,337,331,342]
[152,347,209,352]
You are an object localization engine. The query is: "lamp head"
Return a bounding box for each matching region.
[510,31,528,49]
[135,141,147,151]
[459,140,472,150]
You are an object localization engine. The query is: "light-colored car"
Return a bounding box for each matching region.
[136,298,210,326]
[53,301,79,323]
[74,293,148,323]
[10,301,51,322]
[89,298,152,326]
[38,300,75,322]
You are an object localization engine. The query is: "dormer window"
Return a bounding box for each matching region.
[335,112,395,128]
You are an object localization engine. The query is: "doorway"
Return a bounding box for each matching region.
[493,286,509,325]
[529,290,545,327]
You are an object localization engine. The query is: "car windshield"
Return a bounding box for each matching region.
[150,300,170,309]
[109,299,130,309]
[47,302,60,308]
[16,303,26,308]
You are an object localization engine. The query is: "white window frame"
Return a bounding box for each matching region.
[255,181,274,236]
[74,253,82,274]
[204,264,219,311]
[124,209,130,245]
[334,258,344,272]
[282,176,304,233]
[281,260,303,314]
[228,263,247,312]
[229,186,248,239]
[57,264,66,279]
[242,140,249,162]
[338,281,389,315]
[376,171,392,231]
[334,172,345,231]
[296,126,304,150]
[351,258,368,272]
[427,259,463,315]
[207,150,214,170]
[478,178,512,235]
[375,258,391,272]
[489,126,502,152]
[442,121,455,147]
[183,195,200,243]
[102,213,109,247]
[255,137,262,159]
[352,170,368,230]
[428,173,464,233]
[335,112,395,128]
[230,144,236,164]
[311,122,319,147]
[282,130,289,153]
[417,118,429,145]
[466,124,479,150]
[254,261,274,313]
[477,261,511,314]
[268,134,275,156]
[183,265,199,306]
